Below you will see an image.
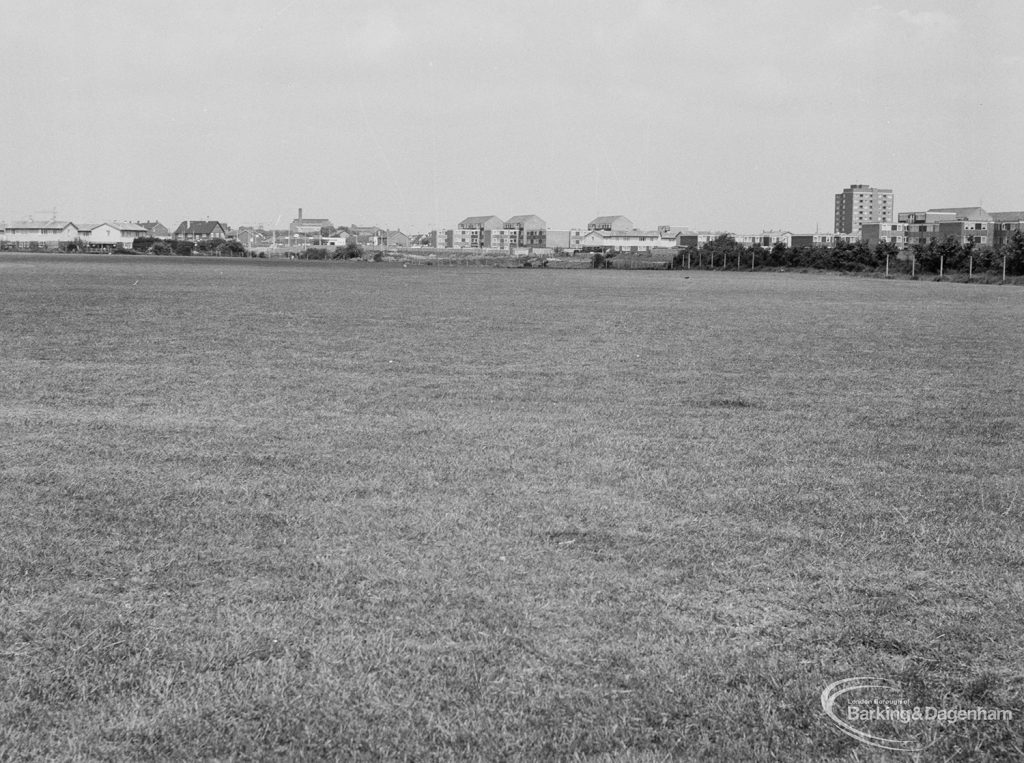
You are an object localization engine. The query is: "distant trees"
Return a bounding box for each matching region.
[297,243,365,260]
[334,243,365,260]
[702,235,745,269]
[130,236,256,257]
[1003,231,1024,276]
[663,230,1024,279]
[911,236,970,274]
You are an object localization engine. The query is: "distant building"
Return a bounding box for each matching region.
[991,211,1024,248]
[482,228,516,249]
[588,215,633,231]
[675,231,731,248]
[2,220,79,249]
[78,222,147,249]
[174,220,228,241]
[541,229,584,251]
[897,207,992,248]
[859,223,908,249]
[447,228,476,248]
[834,184,893,234]
[504,214,546,247]
[580,229,669,252]
[289,209,332,245]
[137,220,169,238]
[734,231,792,248]
[236,226,272,248]
[350,226,386,246]
[791,232,852,248]
[324,234,354,248]
[450,216,505,248]
[386,230,411,247]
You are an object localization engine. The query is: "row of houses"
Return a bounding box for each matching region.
[6,204,1022,255]
[432,215,851,253]
[0,218,234,250]
[438,207,1024,254]
[0,220,149,249]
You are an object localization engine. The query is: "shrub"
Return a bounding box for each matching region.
[331,243,365,260]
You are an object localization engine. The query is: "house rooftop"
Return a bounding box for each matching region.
[7,220,75,229]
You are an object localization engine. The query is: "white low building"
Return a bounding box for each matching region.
[78,222,148,249]
[581,229,673,252]
[2,221,79,248]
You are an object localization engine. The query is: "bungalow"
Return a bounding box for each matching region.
[79,222,148,249]
[675,231,732,248]
[174,220,228,241]
[580,229,671,252]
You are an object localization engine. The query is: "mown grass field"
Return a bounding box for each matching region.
[1,254,1022,760]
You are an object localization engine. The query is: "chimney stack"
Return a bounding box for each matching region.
[298,208,303,222]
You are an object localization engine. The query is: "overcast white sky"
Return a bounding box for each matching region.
[2,1,1022,233]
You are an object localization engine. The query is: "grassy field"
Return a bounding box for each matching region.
[1,253,1022,760]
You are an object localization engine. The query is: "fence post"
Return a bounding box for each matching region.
[885,254,890,277]
[939,255,944,279]
[911,256,916,278]
[736,250,740,270]
[1003,254,1007,282]
[968,255,973,280]
[751,250,755,271]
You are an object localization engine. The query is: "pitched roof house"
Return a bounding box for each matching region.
[138,220,170,237]
[79,222,148,248]
[386,230,411,247]
[174,220,228,240]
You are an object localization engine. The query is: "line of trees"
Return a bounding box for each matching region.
[656,232,1024,277]
[296,243,368,260]
[131,237,251,257]
[126,237,372,261]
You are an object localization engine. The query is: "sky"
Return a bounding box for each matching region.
[2,0,1022,234]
